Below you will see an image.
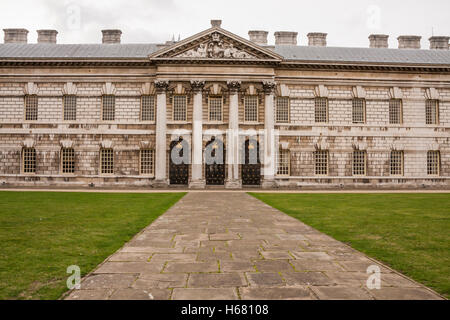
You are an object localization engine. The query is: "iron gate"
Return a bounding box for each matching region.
[205,138,225,185]
[169,138,189,185]
[242,139,261,186]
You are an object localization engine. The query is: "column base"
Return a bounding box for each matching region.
[153,180,169,189]
[262,179,277,189]
[189,180,206,189]
[225,180,242,189]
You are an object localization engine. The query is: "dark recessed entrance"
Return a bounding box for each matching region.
[242,139,261,186]
[205,137,225,185]
[169,137,189,185]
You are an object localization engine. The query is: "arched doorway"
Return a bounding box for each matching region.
[242,139,261,186]
[169,137,189,185]
[205,137,225,185]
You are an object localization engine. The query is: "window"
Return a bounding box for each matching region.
[352,98,366,124]
[173,95,187,121]
[141,95,155,121]
[63,95,77,121]
[314,150,328,175]
[389,99,402,124]
[314,97,328,123]
[22,148,36,174]
[244,95,258,122]
[277,149,290,176]
[390,151,404,176]
[100,148,114,174]
[102,95,115,121]
[209,96,223,121]
[425,100,439,125]
[61,148,75,174]
[140,149,154,175]
[353,150,367,176]
[276,97,290,123]
[427,151,440,176]
[25,95,38,121]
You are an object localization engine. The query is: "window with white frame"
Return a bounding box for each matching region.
[61,148,75,174]
[389,99,402,124]
[314,97,328,123]
[244,95,258,122]
[141,95,155,121]
[63,95,77,121]
[353,150,367,176]
[427,151,440,176]
[352,98,366,124]
[314,150,328,175]
[22,147,36,174]
[102,95,115,121]
[25,95,38,121]
[277,149,290,176]
[208,96,223,121]
[173,95,187,121]
[100,148,114,174]
[140,149,154,175]
[276,97,290,123]
[390,151,404,176]
[425,100,439,125]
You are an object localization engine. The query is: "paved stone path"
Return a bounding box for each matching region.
[66,192,443,300]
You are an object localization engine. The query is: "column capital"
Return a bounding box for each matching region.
[262,80,276,95]
[155,80,170,94]
[227,80,241,94]
[190,80,206,93]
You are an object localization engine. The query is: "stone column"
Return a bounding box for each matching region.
[154,80,169,187]
[189,80,206,189]
[225,80,242,189]
[262,81,277,189]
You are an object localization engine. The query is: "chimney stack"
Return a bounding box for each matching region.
[3,28,29,44]
[429,36,449,50]
[37,29,58,44]
[248,30,268,45]
[397,35,421,49]
[307,32,327,47]
[211,20,222,28]
[369,34,389,48]
[102,29,122,44]
[274,31,298,45]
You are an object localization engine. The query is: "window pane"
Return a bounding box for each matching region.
[25,95,38,121]
[173,95,187,121]
[140,149,154,175]
[353,151,366,176]
[389,99,402,124]
[101,149,114,174]
[141,95,155,121]
[277,149,290,176]
[390,151,403,176]
[64,95,77,121]
[102,95,115,121]
[315,97,328,123]
[276,97,289,123]
[352,98,365,124]
[244,95,258,122]
[425,100,438,125]
[23,148,36,173]
[61,148,75,174]
[427,151,440,175]
[314,151,328,175]
[209,97,222,121]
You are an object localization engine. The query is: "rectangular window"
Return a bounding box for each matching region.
[173,95,187,121]
[276,97,290,123]
[314,97,328,123]
[390,151,404,176]
[63,95,77,121]
[314,150,328,175]
[61,148,75,174]
[141,95,155,121]
[102,95,115,121]
[425,100,439,125]
[244,95,258,122]
[277,149,290,176]
[100,148,114,174]
[427,151,440,176]
[140,149,154,175]
[25,95,38,121]
[389,99,402,124]
[353,150,367,176]
[208,96,223,121]
[22,147,36,174]
[352,98,366,124]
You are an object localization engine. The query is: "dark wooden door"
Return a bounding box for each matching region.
[242,139,261,186]
[205,138,225,185]
[169,139,189,185]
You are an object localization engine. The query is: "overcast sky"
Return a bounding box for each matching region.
[1,0,449,48]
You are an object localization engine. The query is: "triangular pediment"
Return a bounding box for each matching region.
[149,27,282,62]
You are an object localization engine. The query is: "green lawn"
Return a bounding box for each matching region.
[250,193,450,298]
[0,191,185,300]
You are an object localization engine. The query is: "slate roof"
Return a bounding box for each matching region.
[0,43,449,65]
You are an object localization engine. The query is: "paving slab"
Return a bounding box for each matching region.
[66,192,444,300]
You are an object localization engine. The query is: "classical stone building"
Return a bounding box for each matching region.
[0,20,449,189]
